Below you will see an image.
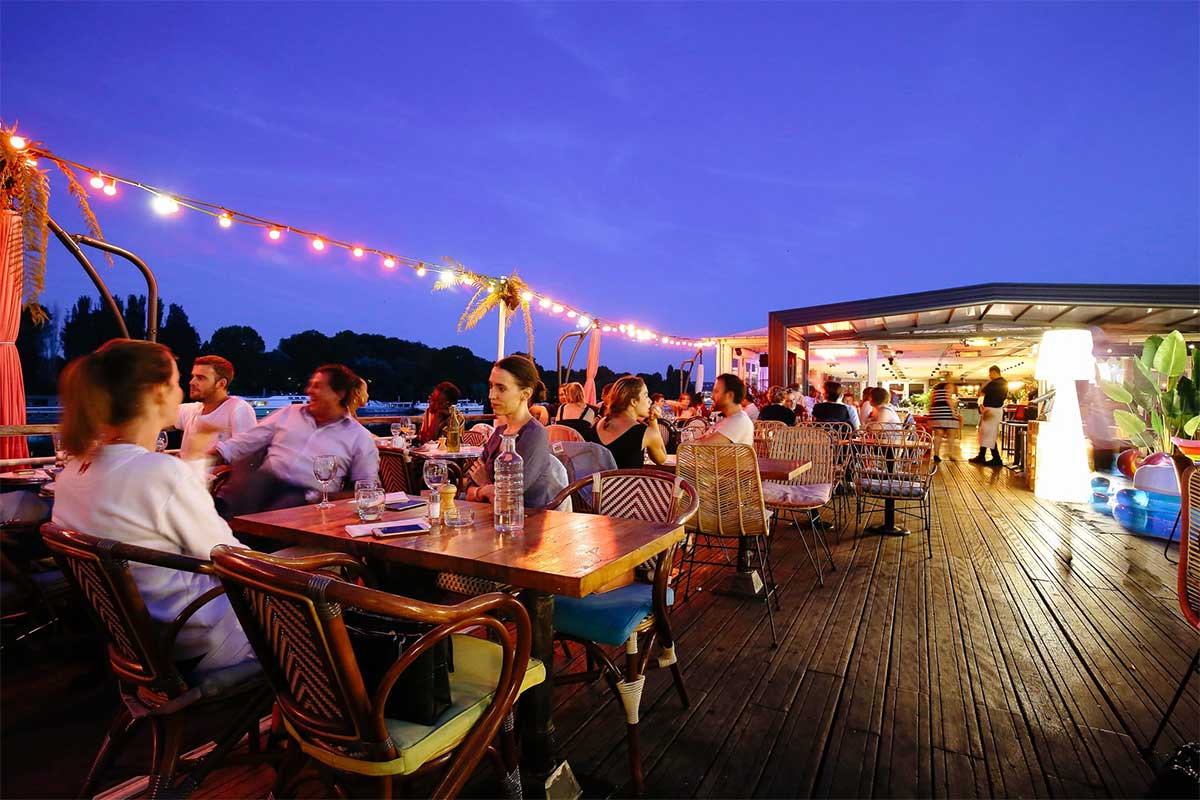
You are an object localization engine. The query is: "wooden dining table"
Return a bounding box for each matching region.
[230,496,685,784]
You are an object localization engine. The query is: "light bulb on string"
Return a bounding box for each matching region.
[551,304,563,314]
[416,266,427,277]
[439,269,455,285]
[567,310,577,319]
[268,228,282,241]
[539,298,552,309]
[9,136,26,150]
[89,174,105,189]
[151,194,180,215]
[578,316,590,328]
[460,274,474,286]
[103,180,117,196]
[352,247,364,258]
[521,291,533,302]
[218,213,233,228]
[383,257,396,269]
[312,238,325,251]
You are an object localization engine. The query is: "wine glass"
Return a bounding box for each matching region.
[423,459,449,494]
[51,432,67,469]
[312,454,338,509]
[390,422,405,448]
[155,431,169,453]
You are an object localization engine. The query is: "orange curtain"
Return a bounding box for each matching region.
[0,210,29,460]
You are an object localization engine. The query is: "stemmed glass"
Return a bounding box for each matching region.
[313,454,338,509]
[390,423,405,448]
[51,432,68,469]
[423,459,449,494]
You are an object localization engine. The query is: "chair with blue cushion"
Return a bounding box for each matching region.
[211,545,543,800]
[548,469,698,796]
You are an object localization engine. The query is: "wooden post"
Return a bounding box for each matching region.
[767,313,788,392]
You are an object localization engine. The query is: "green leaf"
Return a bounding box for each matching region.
[1142,335,1163,369]
[1151,409,1167,449]
[1153,330,1187,379]
[1185,414,1200,437]
[1177,376,1199,417]
[1101,381,1133,404]
[1114,409,1149,439]
[1134,358,1161,398]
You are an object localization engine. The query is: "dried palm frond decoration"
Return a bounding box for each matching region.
[1,123,108,321]
[434,256,535,354]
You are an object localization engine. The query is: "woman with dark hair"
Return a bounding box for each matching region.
[593,375,669,468]
[928,377,961,462]
[528,380,550,426]
[758,385,796,426]
[52,339,255,675]
[418,380,461,443]
[466,356,567,508]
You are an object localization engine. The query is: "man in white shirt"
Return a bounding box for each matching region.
[213,364,378,517]
[176,355,257,459]
[700,373,755,446]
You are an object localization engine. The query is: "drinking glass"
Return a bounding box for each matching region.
[156,431,169,453]
[313,454,338,509]
[355,486,385,521]
[355,478,380,493]
[390,423,404,448]
[51,433,67,468]
[423,459,449,493]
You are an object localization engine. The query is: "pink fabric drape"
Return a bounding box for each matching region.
[0,210,29,460]
[583,327,601,406]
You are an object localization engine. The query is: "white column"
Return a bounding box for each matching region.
[497,303,507,360]
[866,343,879,387]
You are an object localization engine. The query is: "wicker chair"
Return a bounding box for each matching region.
[470,423,495,438]
[546,424,585,444]
[674,443,782,646]
[754,420,787,433]
[851,427,937,558]
[379,448,415,496]
[461,430,490,448]
[40,524,272,800]
[1145,453,1200,755]
[800,421,855,528]
[759,427,838,585]
[211,546,544,800]
[548,470,698,796]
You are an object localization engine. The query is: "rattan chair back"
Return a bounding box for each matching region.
[551,469,698,528]
[675,443,769,539]
[211,546,530,794]
[1172,452,1200,631]
[852,427,935,495]
[40,524,193,697]
[762,426,836,486]
[461,430,489,448]
[378,448,413,495]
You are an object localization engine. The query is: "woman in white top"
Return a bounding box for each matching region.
[554,382,596,425]
[52,339,254,676]
[864,386,902,428]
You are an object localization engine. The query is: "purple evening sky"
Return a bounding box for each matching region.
[2,2,1197,378]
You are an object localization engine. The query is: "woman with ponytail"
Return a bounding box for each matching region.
[52,339,254,675]
[593,375,669,469]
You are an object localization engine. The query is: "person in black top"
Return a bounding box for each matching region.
[758,386,796,426]
[593,375,669,469]
[812,381,854,426]
[971,365,1008,466]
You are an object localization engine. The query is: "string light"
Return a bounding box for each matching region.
[16,139,720,349]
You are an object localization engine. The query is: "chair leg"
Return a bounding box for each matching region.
[793,511,823,587]
[78,706,139,800]
[1164,510,1182,563]
[810,510,836,574]
[751,537,779,648]
[1144,649,1200,755]
[618,635,647,796]
[146,716,185,800]
[270,737,306,800]
[654,617,690,708]
[496,711,524,800]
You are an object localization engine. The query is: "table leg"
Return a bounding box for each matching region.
[519,589,558,784]
[863,458,910,537]
[715,537,767,597]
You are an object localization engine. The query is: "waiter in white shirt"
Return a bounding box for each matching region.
[175,355,257,459]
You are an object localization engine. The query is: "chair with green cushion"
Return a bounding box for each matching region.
[548,469,699,796]
[210,545,543,800]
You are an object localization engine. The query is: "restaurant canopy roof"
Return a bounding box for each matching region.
[767,282,1199,343]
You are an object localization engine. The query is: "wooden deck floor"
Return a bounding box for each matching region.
[3,437,1195,798]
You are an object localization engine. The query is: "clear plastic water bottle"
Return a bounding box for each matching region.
[493,433,524,532]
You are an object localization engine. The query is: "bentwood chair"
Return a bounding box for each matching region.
[674,443,782,646]
[40,524,271,800]
[461,430,490,448]
[1144,453,1200,755]
[211,546,544,800]
[851,427,937,559]
[379,448,416,495]
[759,427,838,585]
[548,469,699,796]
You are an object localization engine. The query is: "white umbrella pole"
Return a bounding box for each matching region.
[497,303,507,360]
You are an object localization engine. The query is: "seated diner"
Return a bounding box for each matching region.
[592,375,669,468]
[758,385,796,426]
[418,380,461,443]
[698,373,754,446]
